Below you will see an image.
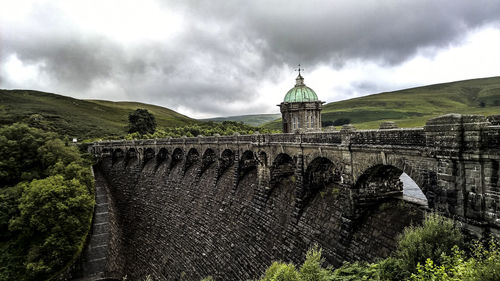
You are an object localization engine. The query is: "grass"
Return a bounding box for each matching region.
[0,90,197,139]
[202,113,281,126]
[2,76,499,137]
[262,76,500,130]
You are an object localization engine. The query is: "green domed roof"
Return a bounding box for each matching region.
[284,74,319,103]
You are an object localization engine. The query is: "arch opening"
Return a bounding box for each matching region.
[305,157,341,191]
[112,149,124,164]
[156,148,168,164]
[200,148,216,174]
[355,165,428,207]
[170,148,184,169]
[238,150,257,180]
[185,148,200,171]
[143,148,155,165]
[400,172,428,206]
[218,149,234,179]
[270,153,295,188]
[125,148,138,166]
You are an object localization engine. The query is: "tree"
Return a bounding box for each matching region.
[128,109,157,135]
[9,175,93,278]
[0,123,55,188]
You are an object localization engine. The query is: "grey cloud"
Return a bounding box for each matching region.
[179,0,500,66]
[1,0,500,117]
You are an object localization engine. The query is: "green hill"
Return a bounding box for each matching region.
[202,113,281,126]
[0,90,197,139]
[263,76,500,130]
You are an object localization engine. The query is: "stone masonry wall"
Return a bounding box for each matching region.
[96,155,425,280]
[86,114,500,280]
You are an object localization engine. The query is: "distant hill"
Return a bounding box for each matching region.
[0,90,197,139]
[263,76,500,130]
[202,114,281,126]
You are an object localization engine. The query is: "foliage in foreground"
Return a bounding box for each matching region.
[0,123,94,281]
[252,213,500,281]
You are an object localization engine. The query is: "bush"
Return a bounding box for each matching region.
[260,262,300,281]
[463,239,500,281]
[395,213,463,276]
[299,246,333,281]
[252,213,500,281]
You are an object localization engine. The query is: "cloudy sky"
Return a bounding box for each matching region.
[1,0,500,118]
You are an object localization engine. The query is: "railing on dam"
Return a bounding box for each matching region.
[92,129,426,148]
[351,128,426,146]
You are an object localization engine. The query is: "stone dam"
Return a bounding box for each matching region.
[73,114,500,280]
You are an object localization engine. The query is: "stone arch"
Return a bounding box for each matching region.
[143,147,155,165]
[218,149,234,179]
[201,148,216,174]
[185,148,200,171]
[353,164,428,207]
[270,153,296,188]
[126,148,137,158]
[112,148,124,164]
[125,148,138,166]
[305,157,341,191]
[170,148,184,169]
[295,156,343,217]
[156,148,168,164]
[238,150,257,180]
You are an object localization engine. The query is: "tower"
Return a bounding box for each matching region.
[279,69,324,133]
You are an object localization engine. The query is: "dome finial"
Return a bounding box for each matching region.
[294,64,305,86]
[295,64,304,76]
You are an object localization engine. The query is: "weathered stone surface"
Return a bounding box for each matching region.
[78,114,500,281]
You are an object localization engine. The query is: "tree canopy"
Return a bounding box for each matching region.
[128,108,157,135]
[0,123,94,281]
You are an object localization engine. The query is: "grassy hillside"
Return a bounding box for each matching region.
[202,113,281,126]
[263,76,500,130]
[0,90,197,139]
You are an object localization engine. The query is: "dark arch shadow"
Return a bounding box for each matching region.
[156,148,168,167]
[270,153,295,190]
[238,150,257,182]
[143,147,155,166]
[200,148,216,176]
[299,157,343,215]
[217,149,234,180]
[170,148,184,169]
[112,148,124,165]
[125,148,138,166]
[184,148,200,172]
[354,164,428,207]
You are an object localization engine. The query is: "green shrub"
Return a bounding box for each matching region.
[299,246,333,281]
[260,262,301,281]
[330,261,378,281]
[463,239,500,281]
[395,213,463,276]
